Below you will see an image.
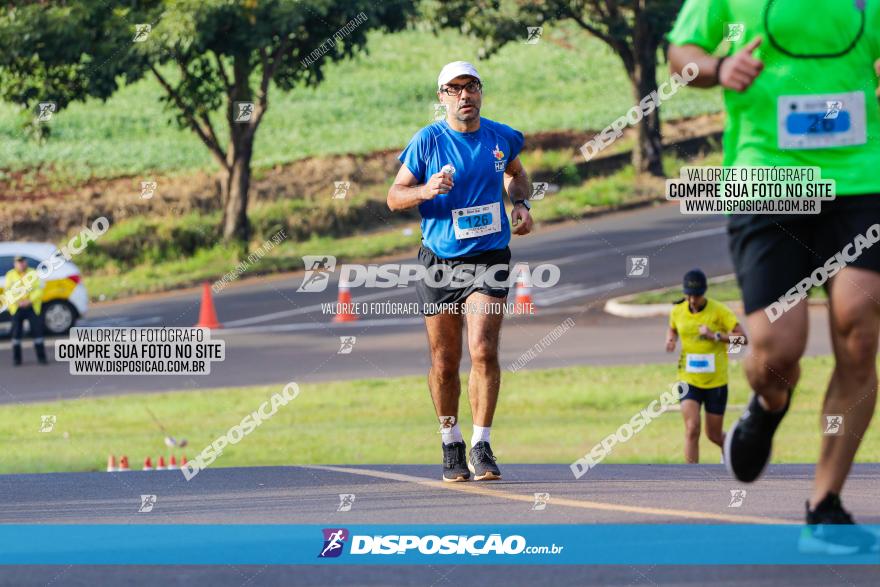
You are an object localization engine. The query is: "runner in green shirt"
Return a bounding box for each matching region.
[669,0,880,554]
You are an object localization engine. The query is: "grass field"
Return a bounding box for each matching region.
[84,223,423,300]
[2,357,876,475]
[0,26,723,184]
[625,276,828,305]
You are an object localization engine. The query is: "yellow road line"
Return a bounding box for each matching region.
[304,465,798,525]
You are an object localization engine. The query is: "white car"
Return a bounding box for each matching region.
[0,242,88,335]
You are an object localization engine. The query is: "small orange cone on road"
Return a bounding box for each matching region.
[195,282,223,329]
[168,455,177,470]
[106,455,117,472]
[119,456,130,471]
[514,266,535,315]
[333,276,358,323]
[181,455,188,466]
[143,456,153,471]
[157,455,166,469]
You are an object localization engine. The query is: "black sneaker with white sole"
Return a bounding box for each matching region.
[442,441,470,482]
[468,441,501,480]
[723,389,792,482]
[799,493,879,555]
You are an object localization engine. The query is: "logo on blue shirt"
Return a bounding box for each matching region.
[398,118,524,258]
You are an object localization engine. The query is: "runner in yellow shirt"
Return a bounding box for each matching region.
[666,270,747,463]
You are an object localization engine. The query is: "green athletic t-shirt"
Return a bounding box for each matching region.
[668,0,880,195]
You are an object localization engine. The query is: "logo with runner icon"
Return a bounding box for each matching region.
[626,256,649,277]
[298,256,337,292]
[337,494,356,512]
[823,415,844,436]
[338,336,356,354]
[40,415,56,432]
[138,494,157,513]
[725,23,744,42]
[525,26,543,45]
[532,492,550,510]
[824,100,843,120]
[530,182,548,201]
[728,489,747,508]
[318,528,349,558]
[728,335,746,354]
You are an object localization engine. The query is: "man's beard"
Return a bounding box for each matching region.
[454,104,480,121]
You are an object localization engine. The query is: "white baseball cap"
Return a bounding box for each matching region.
[437,61,481,89]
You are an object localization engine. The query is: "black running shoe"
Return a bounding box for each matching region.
[442,441,470,482]
[468,441,501,481]
[723,389,792,482]
[799,493,879,555]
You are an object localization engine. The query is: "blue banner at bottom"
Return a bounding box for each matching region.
[0,525,878,565]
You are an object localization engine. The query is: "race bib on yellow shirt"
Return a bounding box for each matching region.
[778,91,866,150]
[685,353,716,374]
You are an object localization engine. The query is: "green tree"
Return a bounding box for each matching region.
[426,0,682,176]
[0,0,413,241]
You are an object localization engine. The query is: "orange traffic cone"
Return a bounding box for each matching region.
[157,455,166,469]
[143,456,153,471]
[181,455,188,466]
[168,455,177,470]
[119,456,130,471]
[195,282,222,329]
[333,276,358,322]
[514,266,535,315]
[107,455,117,472]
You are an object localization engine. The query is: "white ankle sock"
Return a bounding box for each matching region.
[471,425,490,447]
[439,417,464,445]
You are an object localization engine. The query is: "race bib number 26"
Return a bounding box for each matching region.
[778,91,866,150]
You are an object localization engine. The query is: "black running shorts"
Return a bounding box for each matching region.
[415,245,511,316]
[727,194,880,315]
[678,382,729,415]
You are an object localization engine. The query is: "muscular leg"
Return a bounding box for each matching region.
[743,298,809,411]
[811,267,880,508]
[705,413,725,448]
[681,399,702,463]
[463,292,505,427]
[424,310,464,421]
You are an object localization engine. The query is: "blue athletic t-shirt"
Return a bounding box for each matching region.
[398,118,524,259]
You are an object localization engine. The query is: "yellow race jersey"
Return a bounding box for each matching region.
[669,298,739,388]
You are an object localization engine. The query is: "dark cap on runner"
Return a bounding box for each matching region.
[682,269,707,296]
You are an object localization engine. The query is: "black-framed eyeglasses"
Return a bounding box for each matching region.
[440,81,482,96]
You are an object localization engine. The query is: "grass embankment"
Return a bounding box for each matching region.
[2,357,876,474]
[0,27,721,184]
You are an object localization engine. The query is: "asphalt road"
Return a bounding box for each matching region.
[5,565,879,587]
[2,464,878,585]
[8,464,880,525]
[0,202,836,404]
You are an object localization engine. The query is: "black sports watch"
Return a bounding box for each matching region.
[513,199,531,210]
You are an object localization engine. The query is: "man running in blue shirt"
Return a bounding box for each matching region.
[388,61,534,482]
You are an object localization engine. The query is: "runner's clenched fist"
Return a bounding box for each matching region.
[420,171,454,201]
[718,37,764,92]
